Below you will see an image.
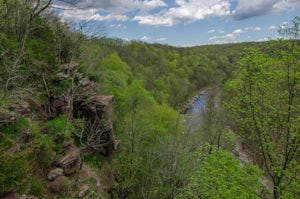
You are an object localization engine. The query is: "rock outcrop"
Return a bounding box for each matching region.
[57,141,82,176]
[45,62,119,198]
[1,62,119,198]
[49,62,119,159]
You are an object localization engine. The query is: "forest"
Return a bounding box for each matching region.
[0,1,299,199]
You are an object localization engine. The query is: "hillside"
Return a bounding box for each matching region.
[1,1,300,199]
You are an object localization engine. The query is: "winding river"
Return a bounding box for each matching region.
[184,88,272,190]
[185,92,209,134]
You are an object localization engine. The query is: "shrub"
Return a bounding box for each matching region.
[84,154,103,169]
[0,151,31,195]
[29,178,44,197]
[45,115,73,144]
[0,119,29,147]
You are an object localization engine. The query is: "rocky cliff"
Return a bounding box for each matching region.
[0,62,119,199]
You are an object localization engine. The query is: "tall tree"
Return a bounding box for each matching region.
[224,17,300,198]
[176,151,262,199]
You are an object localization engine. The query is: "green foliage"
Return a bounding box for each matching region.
[27,121,54,174]
[0,33,19,56]
[0,150,31,195]
[224,41,300,198]
[84,154,104,169]
[112,78,185,198]
[0,118,28,134]
[281,161,300,199]
[176,151,262,199]
[97,53,132,94]
[0,119,28,147]
[29,178,44,197]
[45,115,73,143]
[25,37,56,69]
[1,5,298,199]
[77,33,266,199]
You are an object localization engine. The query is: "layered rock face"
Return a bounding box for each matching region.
[45,62,120,197]
[49,62,119,159]
[1,62,120,198]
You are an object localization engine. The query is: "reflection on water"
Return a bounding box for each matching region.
[185,93,209,134]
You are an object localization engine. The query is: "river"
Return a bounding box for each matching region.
[184,88,253,163]
[184,92,209,134]
[184,88,273,191]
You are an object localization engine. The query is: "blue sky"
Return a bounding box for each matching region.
[54,0,300,46]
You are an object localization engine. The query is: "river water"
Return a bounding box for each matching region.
[185,93,209,133]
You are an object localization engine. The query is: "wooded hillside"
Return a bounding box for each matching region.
[0,1,299,198]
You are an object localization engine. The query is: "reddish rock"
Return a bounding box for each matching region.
[58,142,82,175]
[49,61,118,161]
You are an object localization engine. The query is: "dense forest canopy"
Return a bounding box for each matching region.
[0,1,300,198]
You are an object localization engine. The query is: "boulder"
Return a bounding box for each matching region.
[50,176,70,194]
[79,77,90,87]
[58,142,82,175]
[56,72,70,80]
[78,184,90,198]
[48,168,64,181]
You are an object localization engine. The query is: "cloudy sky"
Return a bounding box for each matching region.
[54,0,300,46]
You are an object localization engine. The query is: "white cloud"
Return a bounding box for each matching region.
[209,28,247,43]
[157,37,167,41]
[133,15,173,26]
[209,33,236,41]
[122,37,130,41]
[268,25,277,30]
[74,0,167,14]
[232,29,244,34]
[133,0,231,26]
[257,37,271,42]
[141,36,151,41]
[208,29,225,34]
[139,0,168,12]
[272,0,300,13]
[55,0,167,22]
[110,24,121,28]
[212,40,239,44]
[55,0,300,26]
[245,26,262,31]
[232,0,300,20]
[110,23,127,29]
[91,14,129,21]
[57,7,129,22]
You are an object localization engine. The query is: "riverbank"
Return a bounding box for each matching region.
[180,85,220,114]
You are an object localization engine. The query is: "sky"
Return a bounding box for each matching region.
[53,0,300,46]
